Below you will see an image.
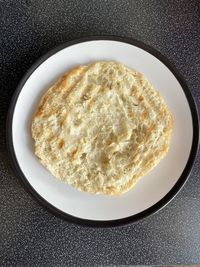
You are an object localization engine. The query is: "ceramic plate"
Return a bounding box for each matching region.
[7,36,199,227]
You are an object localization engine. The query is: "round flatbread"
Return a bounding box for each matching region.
[32,61,173,195]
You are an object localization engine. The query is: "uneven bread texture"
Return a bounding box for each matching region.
[32,61,173,195]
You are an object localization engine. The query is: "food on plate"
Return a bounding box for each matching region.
[31,61,173,195]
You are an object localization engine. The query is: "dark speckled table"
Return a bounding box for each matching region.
[1,0,200,265]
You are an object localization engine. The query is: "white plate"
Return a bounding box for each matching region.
[7,36,199,227]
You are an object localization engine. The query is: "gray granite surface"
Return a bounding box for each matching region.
[0,0,200,265]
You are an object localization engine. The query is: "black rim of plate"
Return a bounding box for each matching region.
[7,35,199,228]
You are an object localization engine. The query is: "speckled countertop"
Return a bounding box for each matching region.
[1,0,200,265]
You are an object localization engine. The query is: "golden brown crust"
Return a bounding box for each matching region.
[33,66,86,119]
[31,65,87,143]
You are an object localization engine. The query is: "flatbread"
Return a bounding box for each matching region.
[32,61,173,195]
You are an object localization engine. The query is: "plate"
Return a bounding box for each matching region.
[7,36,199,227]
